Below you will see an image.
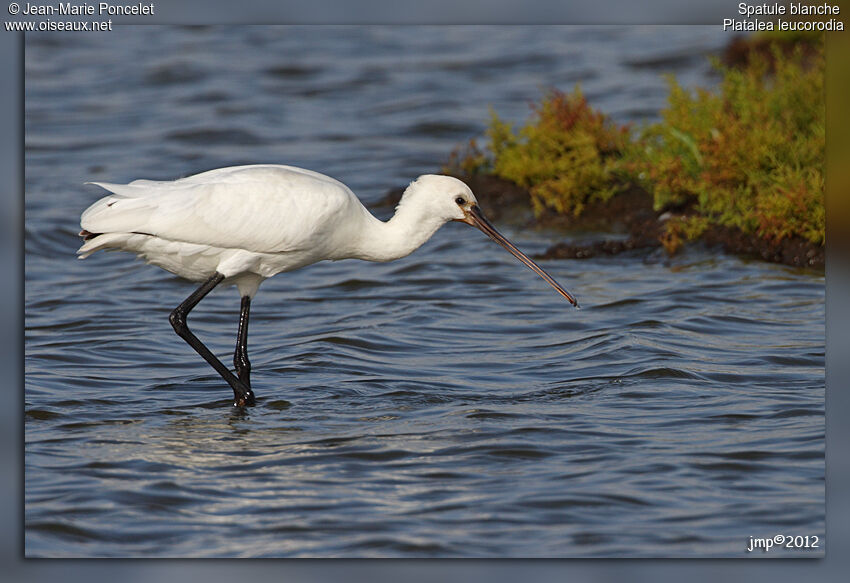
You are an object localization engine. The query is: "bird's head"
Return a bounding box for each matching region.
[404,174,579,307]
[402,174,478,222]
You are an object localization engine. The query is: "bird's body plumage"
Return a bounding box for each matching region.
[79,165,381,296]
[78,164,577,406]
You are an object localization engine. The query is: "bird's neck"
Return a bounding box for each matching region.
[354,201,446,263]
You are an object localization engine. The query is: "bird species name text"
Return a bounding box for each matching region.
[724,2,844,31]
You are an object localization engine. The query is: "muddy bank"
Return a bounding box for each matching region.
[379,175,823,269]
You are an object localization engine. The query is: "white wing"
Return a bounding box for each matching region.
[80,165,365,254]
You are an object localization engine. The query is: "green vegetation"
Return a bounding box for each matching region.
[449,33,825,254]
[448,88,630,217]
[487,89,630,217]
[630,40,824,249]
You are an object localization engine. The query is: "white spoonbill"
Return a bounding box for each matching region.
[78,164,578,407]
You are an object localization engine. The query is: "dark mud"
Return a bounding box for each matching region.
[722,33,824,71]
[380,175,824,269]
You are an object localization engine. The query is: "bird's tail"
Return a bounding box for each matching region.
[76,231,132,259]
[78,180,158,258]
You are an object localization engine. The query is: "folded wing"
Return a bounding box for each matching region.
[80,165,363,254]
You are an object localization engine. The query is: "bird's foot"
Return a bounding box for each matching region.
[232,385,256,407]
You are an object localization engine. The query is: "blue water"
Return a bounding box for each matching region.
[25,26,824,557]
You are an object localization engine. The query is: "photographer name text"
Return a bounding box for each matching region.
[17,2,153,15]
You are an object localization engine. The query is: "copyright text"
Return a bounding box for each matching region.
[5,2,154,32]
[10,2,153,15]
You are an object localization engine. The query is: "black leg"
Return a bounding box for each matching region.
[234,295,251,387]
[169,272,256,407]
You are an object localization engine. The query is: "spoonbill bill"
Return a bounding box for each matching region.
[78,164,578,407]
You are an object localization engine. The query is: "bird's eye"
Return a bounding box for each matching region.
[455,196,466,206]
